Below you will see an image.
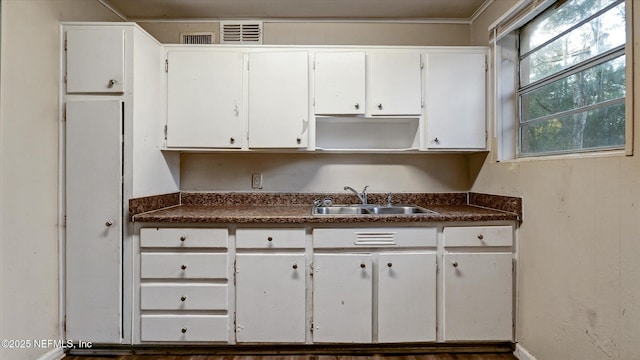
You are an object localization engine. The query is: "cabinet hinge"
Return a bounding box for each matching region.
[233,260,237,286]
[436,263,439,274]
[63,215,67,227]
[64,74,67,84]
[64,39,67,51]
[164,125,168,141]
[485,57,489,72]
[310,321,314,332]
[309,262,314,276]
[165,59,168,73]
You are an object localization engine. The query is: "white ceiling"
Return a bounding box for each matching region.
[103,0,490,21]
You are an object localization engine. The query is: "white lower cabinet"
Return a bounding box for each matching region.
[442,226,514,342]
[135,224,514,345]
[139,228,231,343]
[311,227,438,344]
[378,252,437,343]
[235,253,306,343]
[312,254,374,343]
[235,228,307,343]
[141,315,229,342]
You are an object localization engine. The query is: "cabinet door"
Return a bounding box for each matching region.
[314,52,366,115]
[166,50,243,148]
[248,51,309,148]
[236,253,306,343]
[369,52,422,116]
[378,252,436,343]
[312,254,373,343]
[66,28,125,93]
[66,100,122,342]
[443,253,513,341]
[426,52,486,149]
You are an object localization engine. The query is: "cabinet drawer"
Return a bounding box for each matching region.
[140,284,228,310]
[141,253,228,279]
[313,227,436,248]
[141,315,229,342]
[236,228,305,249]
[443,226,513,247]
[140,228,228,248]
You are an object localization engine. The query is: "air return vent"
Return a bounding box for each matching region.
[220,21,263,44]
[180,32,215,44]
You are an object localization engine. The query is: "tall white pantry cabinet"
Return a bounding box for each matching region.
[62,23,179,343]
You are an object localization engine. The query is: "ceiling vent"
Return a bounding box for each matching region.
[220,21,263,44]
[180,32,215,44]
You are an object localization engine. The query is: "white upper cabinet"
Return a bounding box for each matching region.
[66,28,125,93]
[425,51,487,149]
[314,52,366,115]
[166,50,243,148]
[248,51,309,148]
[369,52,422,116]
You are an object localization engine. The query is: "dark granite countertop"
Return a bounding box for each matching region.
[130,192,521,224]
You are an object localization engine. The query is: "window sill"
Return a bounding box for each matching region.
[497,148,629,163]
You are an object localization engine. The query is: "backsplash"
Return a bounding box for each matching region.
[180,153,470,192]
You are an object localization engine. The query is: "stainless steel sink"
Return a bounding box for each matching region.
[366,205,437,215]
[312,204,437,215]
[312,205,370,215]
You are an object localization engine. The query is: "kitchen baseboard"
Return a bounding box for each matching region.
[37,347,65,360]
[514,343,537,360]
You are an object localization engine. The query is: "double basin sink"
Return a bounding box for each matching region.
[312,204,438,216]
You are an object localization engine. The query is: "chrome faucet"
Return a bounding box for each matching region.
[344,185,369,205]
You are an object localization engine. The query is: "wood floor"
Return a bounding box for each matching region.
[66,355,518,360]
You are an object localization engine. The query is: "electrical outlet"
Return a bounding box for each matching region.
[251,173,263,189]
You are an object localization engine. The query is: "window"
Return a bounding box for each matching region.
[517,0,626,157]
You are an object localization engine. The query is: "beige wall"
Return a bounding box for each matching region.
[141,21,471,46]
[0,1,121,359]
[181,153,470,192]
[471,1,640,359]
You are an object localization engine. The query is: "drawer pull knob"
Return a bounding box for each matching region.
[105,220,113,227]
[360,263,366,269]
[181,327,187,334]
[355,103,360,109]
[180,235,186,242]
[377,103,383,110]
[180,295,187,302]
[478,234,484,240]
[292,264,298,270]
[267,236,273,242]
[452,261,459,268]
[387,262,393,268]
[181,265,187,270]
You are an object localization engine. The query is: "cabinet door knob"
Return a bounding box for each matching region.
[181,327,187,334]
[180,235,186,242]
[230,137,235,144]
[377,103,383,110]
[180,295,187,302]
[181,264,187,270]
[108,79,117,87]
[105,220,113,227]
[267,236,273,242]
[452,261,459,268]
[387,262,393,268]
[292,264,298,270]
[354,103,360,109]
[477,234,484,240]
[434,137,440,144]
[360,263,366,269]
[296,137,302,144]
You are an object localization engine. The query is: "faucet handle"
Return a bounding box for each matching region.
[387,192,393,206]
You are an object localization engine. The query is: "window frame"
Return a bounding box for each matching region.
[491,0,633,161]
